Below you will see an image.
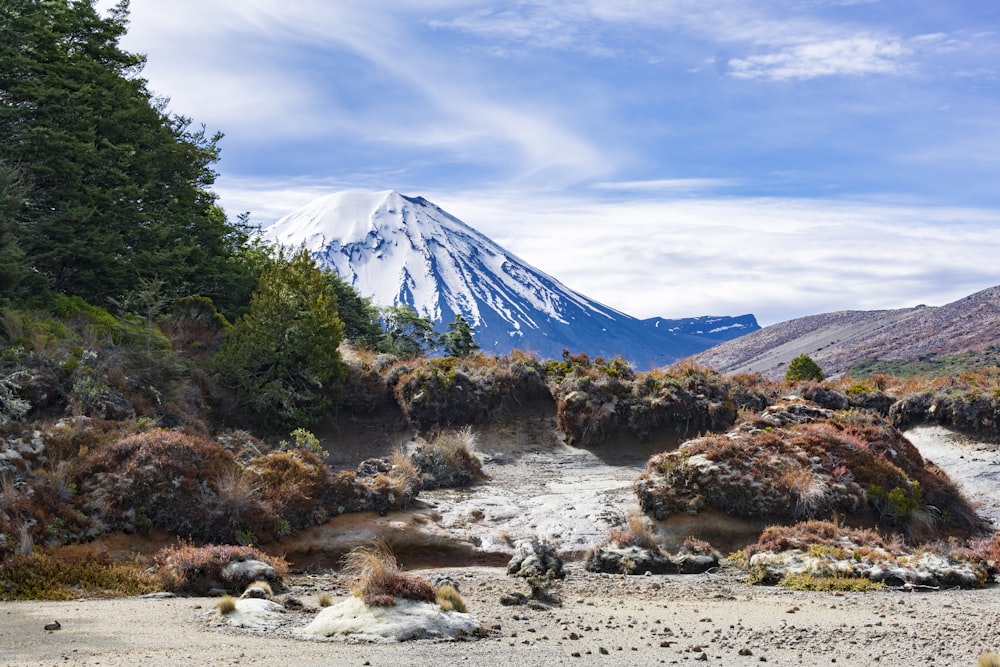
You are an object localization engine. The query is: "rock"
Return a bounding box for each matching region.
[585,546,674,575]
[217,598,285,629]
[508,538,565,581]
[221,560,276,589]
[302,596,480,641]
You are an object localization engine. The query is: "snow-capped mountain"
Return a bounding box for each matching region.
[264,190,759,368]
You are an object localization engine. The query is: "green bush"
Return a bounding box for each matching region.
[786,354,825,382]
[213,248,346,432]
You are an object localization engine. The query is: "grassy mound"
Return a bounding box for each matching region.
[635,402,990,543]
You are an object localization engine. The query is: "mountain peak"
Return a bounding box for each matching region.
[264,190,759,368]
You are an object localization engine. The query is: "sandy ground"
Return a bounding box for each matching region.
[3,424,999,666]
[4,563,1000,666]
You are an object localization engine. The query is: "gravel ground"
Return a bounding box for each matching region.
[3,563,1000,666]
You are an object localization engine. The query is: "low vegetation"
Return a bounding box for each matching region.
[635,401,990,543]
[341,541,436,608]
[5,0,999,608]
[732,520,995,589]
[0,544,160,600]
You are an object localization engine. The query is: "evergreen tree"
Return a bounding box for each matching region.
[324,271,383,350]
[0,159,42,306]
[380,305,440,358]
[785,354,825,382]
[442,314,479,358]
[213,248,346,432]
[0,0,254,314]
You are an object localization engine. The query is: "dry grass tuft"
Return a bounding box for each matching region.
[317,593,334,607]
[609,511,660,550]
[341,541,436,607]
[435,584,468,613]
[979,652,1000,667]
[245,579,272,596]
[216,595,237,615]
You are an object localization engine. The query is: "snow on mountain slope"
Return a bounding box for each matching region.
[264,190,759,368]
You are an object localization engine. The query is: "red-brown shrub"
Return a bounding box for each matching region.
[72,429,268,542]
[152,542,288,595]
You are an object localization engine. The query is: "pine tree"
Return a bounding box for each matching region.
[0,0,253,313]
[380,305,440,358]
[325,271,383,350]
[214,248,346,432]
[442,314,479,358]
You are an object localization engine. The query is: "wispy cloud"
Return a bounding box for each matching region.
[728,36,910,80]
[591,178,740,193]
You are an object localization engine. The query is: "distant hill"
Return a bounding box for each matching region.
[264,190,759,368]
[694,285,1000,379]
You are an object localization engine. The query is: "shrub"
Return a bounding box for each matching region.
[341,541,436,607]
[411,427,484,489]
[635,409,989,542]
[0,544,160,600]
[213,247,346,433]
[786,354,825,382]
[778,574,884,592]
[73,430,270,543]
[153,542,288,595]
[250,447,332,531]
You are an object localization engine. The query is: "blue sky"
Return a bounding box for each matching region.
[99,1,1000,325]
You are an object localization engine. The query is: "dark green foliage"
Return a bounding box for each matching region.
[785,354,825,382]
[442,314,479,357]
[325,272,383,349]
[213,248,346,432]
[0,159,43,307]
[0,0,256,315]
[380,305,439,358]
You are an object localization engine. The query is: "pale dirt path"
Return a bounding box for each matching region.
[905,425,1000,527]
[3,564,1000,666]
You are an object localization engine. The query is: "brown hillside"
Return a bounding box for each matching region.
[695,284,1000,379]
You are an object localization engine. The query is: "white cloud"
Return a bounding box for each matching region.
[728,36,910,80]
[105,0,609,184]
